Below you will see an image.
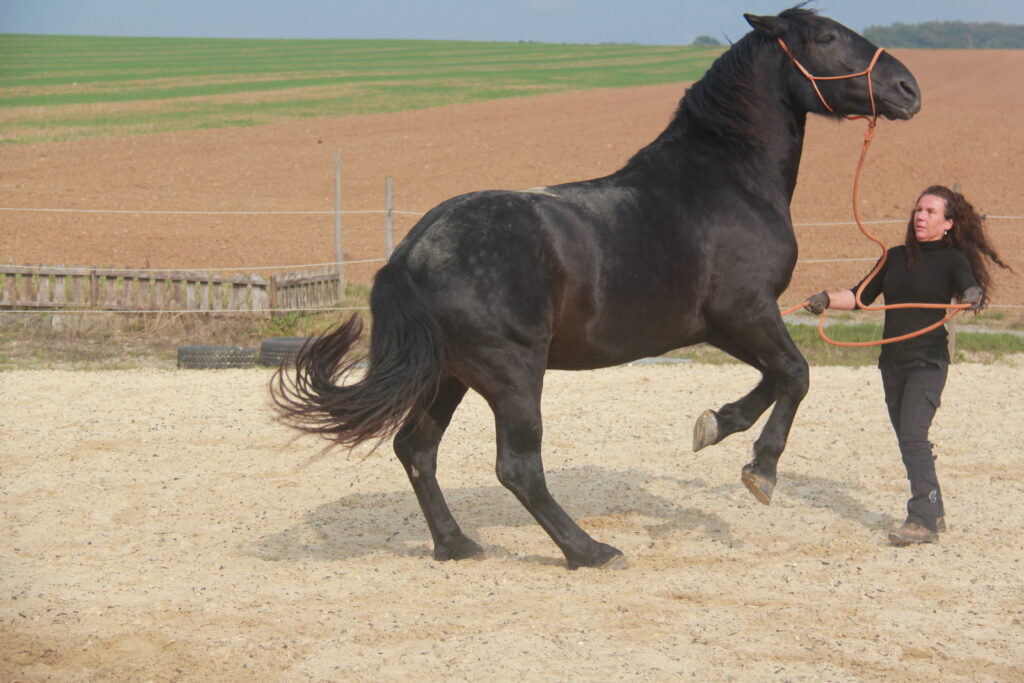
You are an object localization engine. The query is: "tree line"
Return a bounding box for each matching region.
[690,22,1022,49]
[863,21,1024,49]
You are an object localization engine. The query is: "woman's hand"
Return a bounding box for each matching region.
[962,286,985,311]
[804,291,830,314]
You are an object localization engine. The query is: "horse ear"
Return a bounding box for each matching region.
[744,13,788,38]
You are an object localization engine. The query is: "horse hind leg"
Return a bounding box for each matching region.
[393,376,483,561]
[489,386,624,570]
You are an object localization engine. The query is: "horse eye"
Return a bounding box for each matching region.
[817,33,837,45]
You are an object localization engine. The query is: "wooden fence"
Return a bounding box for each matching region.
[268,268,346,312]
[0,265,346,313]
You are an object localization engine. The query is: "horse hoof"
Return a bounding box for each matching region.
[567,543,624,570]
[434,537,484,561]
[600,553,630,570]
[741,464,774,505]
[693,409,719,452]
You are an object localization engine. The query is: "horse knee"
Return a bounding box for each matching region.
[751,359,808,463]
[783,358,809,401]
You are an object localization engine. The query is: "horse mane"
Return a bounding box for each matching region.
[627,5,821,166]
[685,7,822,141]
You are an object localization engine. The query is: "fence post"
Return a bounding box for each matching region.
[89,268,99,307]
[268,275,279,314]
[334,150,345,301]
[386,176,394,261]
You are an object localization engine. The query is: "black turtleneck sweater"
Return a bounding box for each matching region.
[851,241,980,365]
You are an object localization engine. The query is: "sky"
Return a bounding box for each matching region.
[2,0,1022,45]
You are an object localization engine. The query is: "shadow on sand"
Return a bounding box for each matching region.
[249,465,733,564]
[247,464,891,565]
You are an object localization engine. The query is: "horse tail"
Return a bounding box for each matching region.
[270,263,445,448]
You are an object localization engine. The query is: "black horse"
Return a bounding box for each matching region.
[273,7,920,569]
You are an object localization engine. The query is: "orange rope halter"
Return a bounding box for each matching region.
[774,37,970,347]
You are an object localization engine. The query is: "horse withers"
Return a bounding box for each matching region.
[272,7,921,569]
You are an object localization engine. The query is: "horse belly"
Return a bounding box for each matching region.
[546,302,707,370]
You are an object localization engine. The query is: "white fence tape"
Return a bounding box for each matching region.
[0,207,424,216]
[2,205,1023,222]
[2,207,1019,275]
[3,304,1019,316]
[0,306,369,315]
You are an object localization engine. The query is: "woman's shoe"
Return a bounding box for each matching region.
[888,522,939,546]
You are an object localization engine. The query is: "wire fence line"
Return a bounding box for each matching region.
[0,207,425,217]
[0,306,369,315]
[9,256,871,275]
[3,204,1023,223]
[2,260,386,275]
[2,304,1019,316]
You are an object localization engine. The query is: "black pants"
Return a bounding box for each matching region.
[879,359,948,532]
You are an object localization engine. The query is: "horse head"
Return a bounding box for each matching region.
[744,7,921,121]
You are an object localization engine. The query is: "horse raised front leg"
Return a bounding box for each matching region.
[490,391,624,570]
[693,380,776,451]
[693,337,776,451]
[703,316,809,505]
[744,325,809,505]
[393,376,483,561]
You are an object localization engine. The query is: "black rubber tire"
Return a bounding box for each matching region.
[176,345,258,369]
[259,337,314,367]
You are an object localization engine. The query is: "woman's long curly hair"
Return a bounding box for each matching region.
[904,184,1012,294]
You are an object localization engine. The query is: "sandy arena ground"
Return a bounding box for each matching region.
[2,361,1023,679]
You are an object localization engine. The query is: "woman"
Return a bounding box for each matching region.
[804,185,1011,546]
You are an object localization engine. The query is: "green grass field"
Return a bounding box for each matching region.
[0,34,721,143]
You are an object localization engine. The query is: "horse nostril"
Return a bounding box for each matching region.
[899,80,918,99]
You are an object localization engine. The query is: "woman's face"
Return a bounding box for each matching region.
[913,194,953,242]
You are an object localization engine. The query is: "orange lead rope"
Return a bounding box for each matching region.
[775,38,971,347]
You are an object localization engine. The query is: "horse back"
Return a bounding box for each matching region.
[391,183,718,369]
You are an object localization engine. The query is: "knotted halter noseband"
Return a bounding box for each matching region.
[775,37,885,128]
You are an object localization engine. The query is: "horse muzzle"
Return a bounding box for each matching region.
[875,57,922,120]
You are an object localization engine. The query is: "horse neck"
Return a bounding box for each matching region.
[624,42,808,205]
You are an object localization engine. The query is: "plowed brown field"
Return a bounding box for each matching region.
[2,49,1022,307]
